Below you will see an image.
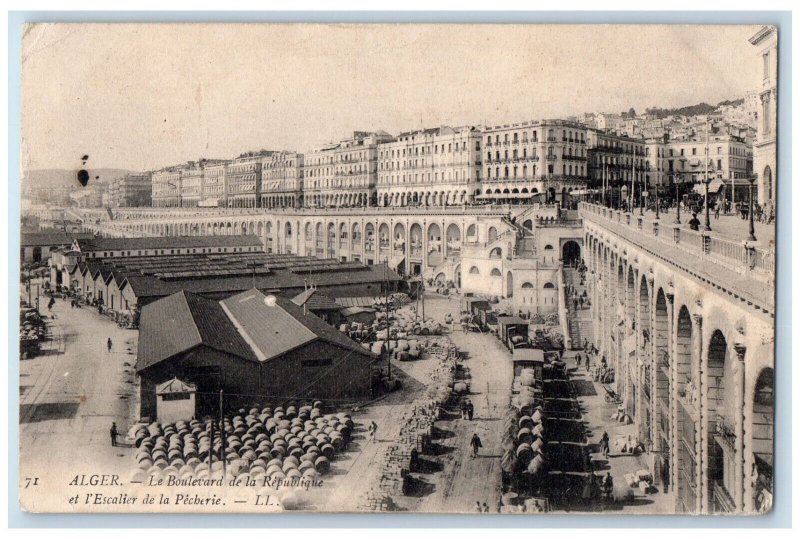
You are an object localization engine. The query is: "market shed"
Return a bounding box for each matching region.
[136,288,377,420]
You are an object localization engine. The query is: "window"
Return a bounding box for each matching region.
[469,266,480,275]
[762,51,770,79]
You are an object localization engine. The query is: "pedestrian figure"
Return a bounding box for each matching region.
[107,338,113,353]
[110,422,119,447]
[475,501,482,512]
[585,358,591,373]
[662,458,671,494]
[714,205,720,220]
[460,399,468,419]
[600,431,610,456]
[575,352,581,369]
[482,502,489,513]
[603,472,614,500]
[470,433,482,458]
[467,400,474,421]
[369,420,378,441]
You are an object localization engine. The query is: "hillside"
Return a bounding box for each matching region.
[644,97,745,119]
[21,168,134,190]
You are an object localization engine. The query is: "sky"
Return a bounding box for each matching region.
[20,23,763,172]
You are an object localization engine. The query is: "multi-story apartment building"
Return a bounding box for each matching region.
[667,131,752,185]
[481,120,588,203]
[303,143,338,208]
[304,131,393,208]
[585,129,647,202]
[260,151,304,209]
[202,161,228,207]
[151,167,183,208]
[750,26,777,204]
[226,152,264,208]
[376,125,482,207]
[108,173,153,207]
[644,137,670,187]
[179,164,204,207]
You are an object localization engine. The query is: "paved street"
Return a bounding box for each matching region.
[19,289,139,509]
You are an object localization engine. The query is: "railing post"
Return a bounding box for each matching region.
[652,221,659,237]
[743,242,756,272]
[701,233,711,255]
[637,216,643,229]
[673,226,680,244]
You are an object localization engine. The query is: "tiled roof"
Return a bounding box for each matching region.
[291,289,341,311]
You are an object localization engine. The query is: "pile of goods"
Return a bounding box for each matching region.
[501,406,548,492]
[358,339,459,511]
[364,338,423,361]
[375,308,444,338]
[511,367,543,414]
[20,307,47,358]
[131,401,353,506]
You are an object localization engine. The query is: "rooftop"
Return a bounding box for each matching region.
[75,235,263,252]
[137,289,375,373]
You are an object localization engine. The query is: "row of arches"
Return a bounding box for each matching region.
[131,217,476,275]
[585,229,774,515]
[379,189,470,207]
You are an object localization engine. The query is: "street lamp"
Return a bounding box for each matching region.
[673,172,681,224]
[703,176,712,232]
[747,177,757,242]
[655,184,660,221]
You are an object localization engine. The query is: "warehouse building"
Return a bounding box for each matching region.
[136,289,377,419]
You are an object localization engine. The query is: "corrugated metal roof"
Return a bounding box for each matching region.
[21,232,94,247]
[334,296,378,308]
[78,235,263,252]
[221,290,317,362]
[137,291,204,370]
[137,290,257,372]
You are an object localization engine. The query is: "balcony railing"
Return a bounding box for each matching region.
[580,202,775,315]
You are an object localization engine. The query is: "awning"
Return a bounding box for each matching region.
[475,192,538,200]
[692,178,726,194]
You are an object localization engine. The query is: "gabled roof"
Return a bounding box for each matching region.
[156,377,197,395]
[137,289,375,374]
[291,288,341,311]
[137,290,257,372]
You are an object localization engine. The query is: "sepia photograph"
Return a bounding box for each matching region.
[16,20,778,516]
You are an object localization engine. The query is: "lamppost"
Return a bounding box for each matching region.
[703,176,712,232]
[673,171,681,224]
[747,177,757,242]
[655,183,660,221]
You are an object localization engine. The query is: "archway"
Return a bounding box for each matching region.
[653,288,671,485]
[752,367,774,513]
[638,276,652,443]
[488,226,498,243]
[707,329,734,513]
[506,271,514,298]
[562,240,581,267]
[675,306,698,514]
[762,165,773,202]
[445,224,461,256]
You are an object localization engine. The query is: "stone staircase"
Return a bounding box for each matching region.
[563,267,595,349]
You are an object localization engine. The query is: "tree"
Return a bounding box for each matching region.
[628,107,637,118]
